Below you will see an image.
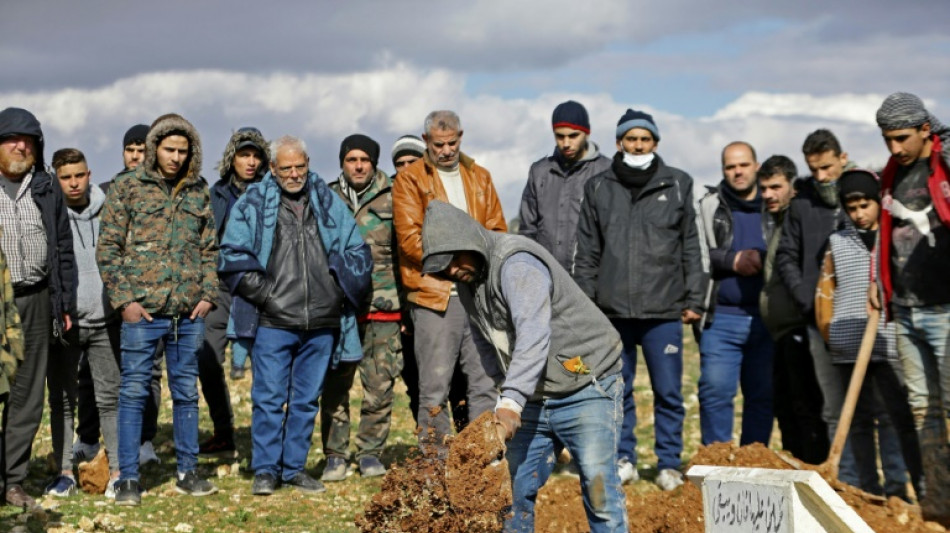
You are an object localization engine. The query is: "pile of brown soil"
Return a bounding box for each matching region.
[534,443,946,533]
[356,411,510,533]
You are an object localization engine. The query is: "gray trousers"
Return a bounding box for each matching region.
[411,296,496,449]
[3,287,51,486]
[50,324,121,473]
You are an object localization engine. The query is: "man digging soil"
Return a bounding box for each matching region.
[418,200,627,532]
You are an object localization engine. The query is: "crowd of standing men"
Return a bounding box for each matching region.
[0,90,948,532]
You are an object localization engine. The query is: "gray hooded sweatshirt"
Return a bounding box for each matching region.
[69,185,114,327]
[421,200,622,406]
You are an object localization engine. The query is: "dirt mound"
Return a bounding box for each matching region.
[357,411,510,533]
[78,448,111,494]
[533,442,946,533]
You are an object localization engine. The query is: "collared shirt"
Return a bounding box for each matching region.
[0,171,49,287]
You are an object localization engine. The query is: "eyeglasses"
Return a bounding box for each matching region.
[275,164,307,176]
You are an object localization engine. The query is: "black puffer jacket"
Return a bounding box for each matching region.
[0,108,76,332]
[775,178,849,319]
[236,194,343,330]
[573,155,707,319]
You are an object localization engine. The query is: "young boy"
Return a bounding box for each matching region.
[816,169,922,500]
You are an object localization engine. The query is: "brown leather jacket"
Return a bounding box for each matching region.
[393,151,507,311]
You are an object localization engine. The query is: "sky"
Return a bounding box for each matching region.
[2,0,949,218]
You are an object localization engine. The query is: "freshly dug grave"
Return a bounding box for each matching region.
[535,443,946,533]
[357,411,511,533]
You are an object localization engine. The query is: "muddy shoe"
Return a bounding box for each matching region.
[321,455,348,482]
[252,473,278,496]
[285,472,326,494]
[359,456,387,478]
[655,468,684,491]
[5,485,36,509]
[175,470,218,497]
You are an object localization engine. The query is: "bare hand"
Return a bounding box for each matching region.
[681,309,702,324]
[494,408,521,442]
[63,313,73,332]
[121,302,153,323]
[867,283,881,314]
[190,300,213,320]
[733,250,763,276]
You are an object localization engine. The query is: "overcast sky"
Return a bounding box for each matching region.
[3,1,948,217]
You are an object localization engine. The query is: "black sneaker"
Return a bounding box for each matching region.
[114,479,142,506]
[198,433,236,456]
[284,472,326,494]
[175,470,218,497]
[252,472,279,496]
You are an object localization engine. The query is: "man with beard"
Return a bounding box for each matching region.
[519,100,610,272]
[0,108,75,509]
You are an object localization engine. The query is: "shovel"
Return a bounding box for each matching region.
[819,307,883,491]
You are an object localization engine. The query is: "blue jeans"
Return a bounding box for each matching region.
[505,373,627,533]
[118,316,204,481]
[251,326,334,480]
[611,319,684,471]
[894,303,950,513]
[698,312,774,445]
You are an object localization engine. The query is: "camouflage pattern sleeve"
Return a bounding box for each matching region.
[96,175,136,310]
[198,185,218,305]
[0,240,23,396]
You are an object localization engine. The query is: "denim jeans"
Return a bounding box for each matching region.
[698,312,774,446]
[611,318,684,471]
[894,303,950,515]
[118,316,204,482]
[251,326,334,481]
[505,373,627,533]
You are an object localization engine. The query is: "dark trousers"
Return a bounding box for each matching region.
[772,327,829,464]
[197,289,235,439]
[2,287,51,487]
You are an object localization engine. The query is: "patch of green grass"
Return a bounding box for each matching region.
[0,329,778,532]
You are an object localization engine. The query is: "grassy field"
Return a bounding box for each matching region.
[0,327,763,532]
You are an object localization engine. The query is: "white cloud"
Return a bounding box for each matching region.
[1,67,898,219]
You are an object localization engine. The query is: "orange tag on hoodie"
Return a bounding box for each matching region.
[562,356,590,375]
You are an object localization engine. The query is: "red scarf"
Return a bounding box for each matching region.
[878,134,950,314]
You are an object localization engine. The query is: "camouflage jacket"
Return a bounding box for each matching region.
[97,115,217,315]
[330,170,400,314]
[0,230,24,399]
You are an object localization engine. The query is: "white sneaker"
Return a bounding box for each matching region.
[617,458,639,485]
[139,441,161,466]
[655,468,684,491]
[105,477,118,499]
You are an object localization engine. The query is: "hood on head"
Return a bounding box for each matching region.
[0,107,45,169]
[217,127,269,179]
[142,113,202,182]
[421,200,490,275]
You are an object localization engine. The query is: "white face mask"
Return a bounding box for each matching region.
[622,151,655,170]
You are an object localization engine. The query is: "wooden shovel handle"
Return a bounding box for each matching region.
[825,308,881,478]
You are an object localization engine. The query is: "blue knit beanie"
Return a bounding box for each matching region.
[616,109,659,141]
[552,101,590,134]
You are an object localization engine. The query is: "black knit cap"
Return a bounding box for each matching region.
[339,134,380,169]
[838,169,880,204]
[123,124,149,148]
[552,100,590,134]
